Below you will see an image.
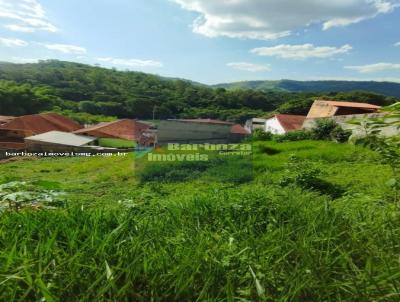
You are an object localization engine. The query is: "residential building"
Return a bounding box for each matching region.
[157,119,236,144]
[74,119,150,143]
[306,100,381,119]
[265,114,306,134]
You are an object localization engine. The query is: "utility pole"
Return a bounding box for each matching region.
[152,105,157,121]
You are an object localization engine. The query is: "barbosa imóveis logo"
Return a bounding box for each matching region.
[144,143,252,162]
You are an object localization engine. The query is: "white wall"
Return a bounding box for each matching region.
[265,117,286,134]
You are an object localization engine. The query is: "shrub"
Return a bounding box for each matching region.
[273,130,312,142]
[250,128,273,141]
[279,156,343,197]
[311,119,338,140]
[330,126,352,143]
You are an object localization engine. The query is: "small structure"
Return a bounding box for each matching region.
[25,131,97,152]
[306,100,381,119]
[0,113,82,135]
[0,128,33,150]
[245,118,267,133]
[303,100,385,132]
[265,114,306,134]
[74,119,150,142]
[230,124,250,142]
[0,113,83,152]
[0,115,15,126]
[157,119,236,144]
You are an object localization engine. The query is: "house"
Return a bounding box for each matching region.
[74,119,150,142]
[303,100,385,132]
[265,114,306,134]
[25,131,98,152]
[0,115,15,126]
[230,124,251,142]
[0,128,33,150]
[245,118,267,133]
[0,113,83,134]
[0,113,82,151]
[306,100,381,119]
[157,119,236,144]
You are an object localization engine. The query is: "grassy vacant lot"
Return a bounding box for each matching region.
[0,140,399,301]
[98,138,136,148]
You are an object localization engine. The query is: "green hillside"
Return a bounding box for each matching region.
[0,60,398,123]
[214,79,400,98]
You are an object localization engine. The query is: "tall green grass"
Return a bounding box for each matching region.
[1,185,399,301]
[0,140,397,301]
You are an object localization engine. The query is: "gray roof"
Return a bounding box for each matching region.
[25,131,97,147]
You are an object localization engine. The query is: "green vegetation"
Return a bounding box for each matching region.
[0,61,398,123]
[98,138,136,148]
[1,139,399,301]
[215,79,400,98]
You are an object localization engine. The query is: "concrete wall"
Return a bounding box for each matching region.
[303,113,399,138]
[245,118,266,133]
[157,120,232,144]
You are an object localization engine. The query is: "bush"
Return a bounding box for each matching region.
[311,119,338,140]
[250,128,273,141]
[279,156,343,197]
[273,131,312,142]
[310,119,351,143]
[330,126,352,143]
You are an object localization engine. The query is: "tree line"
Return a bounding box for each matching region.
[0,60,397,123]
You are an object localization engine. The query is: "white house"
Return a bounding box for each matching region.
[265,114,306,134]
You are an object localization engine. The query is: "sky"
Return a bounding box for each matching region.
[0,0,399,84]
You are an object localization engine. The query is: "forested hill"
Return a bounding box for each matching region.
[0,60,398,123]
[214,80,400,98]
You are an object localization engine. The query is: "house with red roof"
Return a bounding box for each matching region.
[0,113,83,151]
[265,114,306,135]
[0,113,82,134]
[74,119,151,143]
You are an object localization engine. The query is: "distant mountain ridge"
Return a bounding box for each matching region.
[213,80,400,98]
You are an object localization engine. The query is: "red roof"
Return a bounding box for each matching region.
[316,100,381,109]
[74,119,150,140]
[230,124,250,135]
[275,114,306,132]
[0,113,82,135]
[173,119,234,125]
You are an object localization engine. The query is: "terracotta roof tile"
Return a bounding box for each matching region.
[74,119,150,140]
[275,114,306,132]
[0,113,82,134]
[230,124,250,135]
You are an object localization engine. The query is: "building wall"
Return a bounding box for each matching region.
[157,121,232,144]
[306,101,338,119]
[245,118,266,133]
[265,117,286,134]
[303,113,399,138]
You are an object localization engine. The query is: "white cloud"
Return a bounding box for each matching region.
[43,43,87,55]
[251,44,352,59]
[173,0,399,40]
[395,42,400,47]
[0,0,57,33]
[227,62,271,72]
[0,37,28,47]
[345,62,400,73]
[97,57,163,68]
